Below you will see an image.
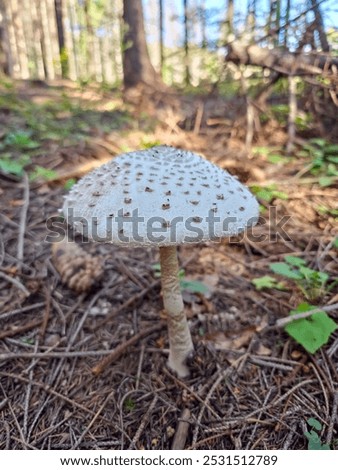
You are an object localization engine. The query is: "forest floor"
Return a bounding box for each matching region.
[0,80,337,450]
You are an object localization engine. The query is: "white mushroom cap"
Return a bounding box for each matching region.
[62,146,259,246]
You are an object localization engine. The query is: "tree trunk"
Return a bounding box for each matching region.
[267,0,281,46]
[68,0,80,79]
[310,0,329,52]
[122,0,159,88]
[223,0,234,43]
[0,0,11,75]
[159,0,164,73]
[37,0,56,79]
[54,0,68,77]
[183,0,190,86]
[199,0,207,49]
[83,0,96,80]
[246,0,256,39]
[45,0,62,77]
[62,0,77,80]
[10,0,30,78]
[283,0,291,47]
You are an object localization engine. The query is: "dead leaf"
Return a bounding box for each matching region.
[204,326,256,350]
[256,344,272,356]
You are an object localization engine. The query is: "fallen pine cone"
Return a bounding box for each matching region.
[51,239,104,293]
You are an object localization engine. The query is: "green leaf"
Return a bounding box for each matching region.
[318,176,334,187]
[324,144,338,155]
[326,155,338,164]
[252,275,285,291]
[284,255,306,267]
[270,262,303,280]
[309,138,326,147]
[29,166,58,181]
[180,279,209,294]
[64,178,77,190]
[4,131,40,149]
[0,154,31,176]
[285,303,337,354]
[333,237,338,249]
[299,267,329,285]
[0,158,25,175]
[307,418,322,431]
[267,154,286,164]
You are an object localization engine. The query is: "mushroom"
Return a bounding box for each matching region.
[62,146,259,377]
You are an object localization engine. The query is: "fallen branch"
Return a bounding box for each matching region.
[275,303,338,329]
[227,40,338,76]
[171,408,191,450]
[17,172,30,264]
[0,271,30,297]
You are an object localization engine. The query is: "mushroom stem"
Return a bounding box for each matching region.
[159,245,194,377]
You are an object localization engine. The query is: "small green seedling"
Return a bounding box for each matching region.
[285,303,337,354]
[250,184,288,212]
[29,165,58,181]
[64,178,77,190]
[297,139,338,187]
[250,184,288,204]
[0,153,31,176]
[152,263,209,295]
[252,254,337,353]
[252,145,293,164]
[270,255,329,302]
[3,130,40,150]
[124,397,136,412]
[252,275,285,291]
[305,418,330,450]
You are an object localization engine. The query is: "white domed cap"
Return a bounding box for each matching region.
[62,146,259,246]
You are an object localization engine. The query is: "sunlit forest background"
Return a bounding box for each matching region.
[0,0,337,451]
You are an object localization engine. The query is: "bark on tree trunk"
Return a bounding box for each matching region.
[159,0,164,73]
[183,0,190,85]
[223,0,234,44]
[54,0,68,77]
[309,0,329,52]
[0,1,11,75]
[122,0,159,88]
[10,0,30,78]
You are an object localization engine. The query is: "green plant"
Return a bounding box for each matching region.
[251,275,285,291]
[124,398,135,412]
[285,303,337,354]
[3,130,40,150]
[29,166,58,181]
[316,205,338,219]
[0,153,31,176]
[297,138,338,187]
[252,145,292,164]
[305,418,330,450]
[250,184,288,212]
[270,255,329,302]
[270,103,289,125]
[250,184,288,203]
[152,263,208,295]
[140,137,162,149]
[64,178,77,190]
[252,255,337,353]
